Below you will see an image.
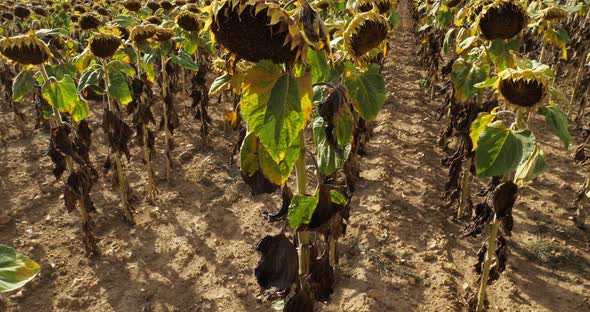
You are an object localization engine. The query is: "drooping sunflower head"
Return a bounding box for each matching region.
[0,34,52,65]
[343,10,389,59]
[33,6,48,17]
[356,0,396,14]
[1,12,14,21]
[210,0,305,65]
[541,7,569,22]
[184,3,200,13]
[176,10,200,31]
[147,15,163,25]
[497,67,549,108]
[79,13,102,31]
[153,27,175,42]
[130,24,157,42]
[97,7,110,17]
[478,0,527,40]
[147,1,161,12]
[14,5,31,18]
[160,1,173,10]
[89,33,122,59]
[123,0,142,12]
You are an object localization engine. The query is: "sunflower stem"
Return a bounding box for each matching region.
[40,64,97,255]
[295,132,311,290]
[101,60,133,223]
[161,55,172,181]
[567,50,589,119]
[476,215,500,312]
[457,156,472,219]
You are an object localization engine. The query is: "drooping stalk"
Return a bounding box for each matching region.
[576,176,589,228]
[567,50,589,118]
[476,215,500,312]
[40,65,96,254]
[135,45,156,200]
[161,55,172,181]
[295,132,310,287]
[457,157,472,218]
[101,60,133,223]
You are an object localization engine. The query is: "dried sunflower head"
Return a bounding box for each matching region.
[97,7,110,16]
[356,0,396,14]
[33,6,48,17]
[153,27,175,42]
[211,0,306,65]
[496,67,550,108]
[73,4,87,13]
[1,12,14,21]
[160,1,173,10]
[541,7,568,22]
[130,24,157,42]
[184,3,200,13]
[147,15,162,25]
[343,9,389,59]
[79,13,102,30]
[123,0,141,12]
[147,1,161,12]
[312,0,329,10]
[176,11,200,31]
[478,0,527,40]
[0,34,52,65]
[14,5,31,18]
[89,33,122,59]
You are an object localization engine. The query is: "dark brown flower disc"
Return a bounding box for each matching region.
[0,35,52,65]
[79,13,102,30]
[147,1,160,11]
[14,5,31,18]
[70,15,79,23]
[160,1,173,10]
[123,0,141,12]
[349,20,388,57]
[33,6,48,16]
[357,1,392,14]
[154,27,175,42]
[130,24,157,42]
[97,7,109,16]
[89,33,121,59]
[147,15,162,25]
[73,5,87,13]
[479,2,527,40]
[212,3,295,64]
[499,78,545,107]
[176,11,200,31]
[175,0,186,6]
[1,12,14,21]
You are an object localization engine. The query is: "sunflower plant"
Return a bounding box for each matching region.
[1,31,99,255]
[205,0,390,309]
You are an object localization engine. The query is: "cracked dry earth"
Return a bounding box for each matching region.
[1,0,589,311]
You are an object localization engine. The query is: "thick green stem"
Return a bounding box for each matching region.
[102,60,133,223]
[162,56,172,181]
[295,132,310,286]
[476,216,500,312]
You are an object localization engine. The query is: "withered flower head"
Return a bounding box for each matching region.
[89,33,122,59]
[0,34,52,65]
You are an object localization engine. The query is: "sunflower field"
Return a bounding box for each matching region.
[0,0,589,312]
